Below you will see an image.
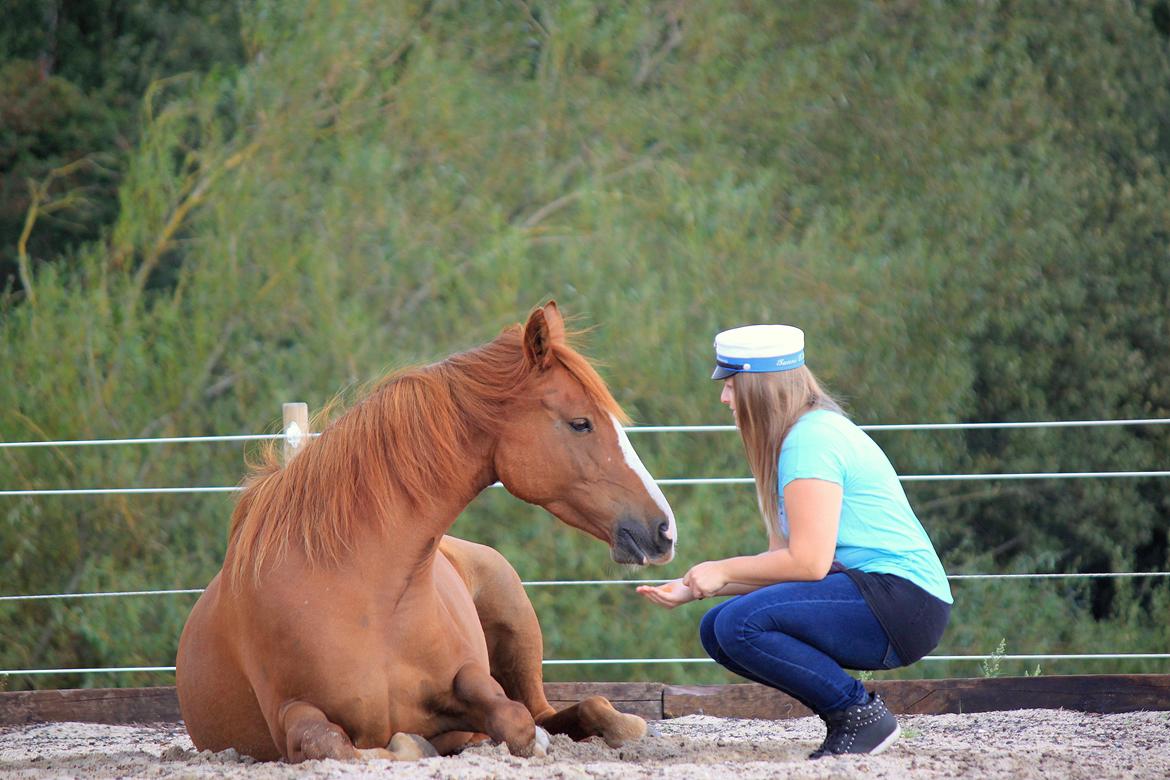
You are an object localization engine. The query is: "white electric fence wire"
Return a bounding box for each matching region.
[0,589,206,602]
[5,470,1170,496]
[0,434,288,448]
[1,418,1168,449]
[3,572,1168,603]
[630,419,1170,433]
[544,654,1170,665]
[2,417,1168,676]
[5,653,1170,676]
[0,487,240,496]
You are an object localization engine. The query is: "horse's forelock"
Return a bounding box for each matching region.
[549,340,629,425]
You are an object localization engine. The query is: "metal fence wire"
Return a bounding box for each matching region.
[2,417,1168,676]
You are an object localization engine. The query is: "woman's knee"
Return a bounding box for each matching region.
[698,605,724,659]
[710,600,758,658]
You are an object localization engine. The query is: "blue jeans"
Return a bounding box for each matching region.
[699,573,902,715]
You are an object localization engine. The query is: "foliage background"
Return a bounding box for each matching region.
[2,0,1168,690]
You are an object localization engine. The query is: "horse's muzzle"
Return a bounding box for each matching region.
[612,517,675,566]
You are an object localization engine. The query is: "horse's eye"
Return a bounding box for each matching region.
[569,417,593,433]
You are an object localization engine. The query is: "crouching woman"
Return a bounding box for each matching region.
[638,324,952,759]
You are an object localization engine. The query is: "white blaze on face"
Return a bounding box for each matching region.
[609,414,677,558]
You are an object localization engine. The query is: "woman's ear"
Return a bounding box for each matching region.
[523,301,561,370]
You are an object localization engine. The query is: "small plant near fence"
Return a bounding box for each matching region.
[981,638,1007,678]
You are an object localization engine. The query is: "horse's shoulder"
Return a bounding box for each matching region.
[439,536,520,591]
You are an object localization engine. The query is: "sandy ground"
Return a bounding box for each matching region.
[1,709,1168,779]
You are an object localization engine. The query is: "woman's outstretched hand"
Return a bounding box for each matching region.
[681,560,729,599]
[636,580,696,609]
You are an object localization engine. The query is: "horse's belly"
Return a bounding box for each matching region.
[177,574,281,759]
[184,558,492,753]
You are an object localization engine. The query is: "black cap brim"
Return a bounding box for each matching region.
[711,365,738,380]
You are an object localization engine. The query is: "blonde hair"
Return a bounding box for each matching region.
[730,367,843,546]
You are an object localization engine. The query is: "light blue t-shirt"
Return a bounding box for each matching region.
[777,409,952,604]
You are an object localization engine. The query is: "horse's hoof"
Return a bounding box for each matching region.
[514,725,551,758]
[602,712,647,748]
[389,732,439,760]
[533,725,551,757]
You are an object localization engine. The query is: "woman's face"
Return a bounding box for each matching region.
[720,377,736,414]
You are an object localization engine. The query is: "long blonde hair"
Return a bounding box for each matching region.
[731,367,843,546]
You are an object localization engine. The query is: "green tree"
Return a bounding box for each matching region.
[0,0,244,294]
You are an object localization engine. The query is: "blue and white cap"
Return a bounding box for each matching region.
[711,324,805,380]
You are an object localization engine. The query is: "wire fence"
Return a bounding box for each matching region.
[8,653,1170,677]
[4,571,1170,604]
[4,470,1170,497]
[2,417,1169,449]
[2,416,1168,677]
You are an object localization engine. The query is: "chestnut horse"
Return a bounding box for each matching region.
[175,302,676,762]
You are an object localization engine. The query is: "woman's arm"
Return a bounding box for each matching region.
[682,478,842,599]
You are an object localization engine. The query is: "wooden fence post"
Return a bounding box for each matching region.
[282,402,309,463]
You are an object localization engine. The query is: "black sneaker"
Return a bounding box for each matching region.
[809,693,900,759]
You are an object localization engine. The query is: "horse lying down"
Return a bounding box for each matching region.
[176,301,676,761]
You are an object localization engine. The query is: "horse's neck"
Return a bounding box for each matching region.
[361,432,497,574]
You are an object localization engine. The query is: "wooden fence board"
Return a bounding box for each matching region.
[545,682,665,720]
[663,684,811,719]
[0,683,661,726]
[662,675,1170,719]
[0,686,181,726]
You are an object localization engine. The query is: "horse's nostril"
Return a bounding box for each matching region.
[657,521,672,540]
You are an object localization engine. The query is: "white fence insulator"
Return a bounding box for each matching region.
[284,421,305,450]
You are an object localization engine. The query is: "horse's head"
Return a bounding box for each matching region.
[492,302,676,566]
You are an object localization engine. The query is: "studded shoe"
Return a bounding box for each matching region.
[809,693,900,759]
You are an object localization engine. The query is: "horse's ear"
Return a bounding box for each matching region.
[542,300,566,344]
[523,301,563,370]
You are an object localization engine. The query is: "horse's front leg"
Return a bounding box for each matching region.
[279,701,369,762]
[440,536,648,749]
[537,696,647,748]
[451,663,549,757]
[277,701,433,762]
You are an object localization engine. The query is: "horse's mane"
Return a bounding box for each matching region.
[225,325,627,586]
